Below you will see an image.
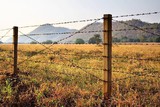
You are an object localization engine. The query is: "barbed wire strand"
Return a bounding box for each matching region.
[1,48,160,62]
[0,28,12,32]
[0,28,12,40]
[1,13,159,82]
[112,56,160,62]
[18,31,107,82]
[113,19,160,37]
[19,18,102,29]
[17,49,102,58]
[0,54,14,59]
[113,70,159,78]
[113,43,160,45]
[114,72,160,82]
[20,31,160,82]
[17,19,102,64]
[6,48,160,63]
[16,11,160,29]
[113,11,160,18]
[25,59,103,71]
[18,26,160,37]
[113,27,160,32]
[20,30,103,37]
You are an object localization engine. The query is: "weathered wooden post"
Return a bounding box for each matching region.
[13,26,18,75]
[103,14,112,105]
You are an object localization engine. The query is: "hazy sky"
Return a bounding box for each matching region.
[0,0,160,31]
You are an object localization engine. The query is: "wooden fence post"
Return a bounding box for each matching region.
[13,26,18,75]
[103,14,112,105]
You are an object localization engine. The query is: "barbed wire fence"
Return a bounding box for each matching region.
[0,28,13,74]
[0,11,160,106]
[111,12,160,106]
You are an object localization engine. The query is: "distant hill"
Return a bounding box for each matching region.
[5,24,77,43]
[61,22,103,43]
[112,19,160,42]
[4,19,160,43]
[62,19,160,43]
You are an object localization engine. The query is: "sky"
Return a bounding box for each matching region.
[0,0,160,33]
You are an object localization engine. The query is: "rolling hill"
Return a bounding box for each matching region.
[62,19,160,43]
[4,24,77,43]
[4,19,160,43]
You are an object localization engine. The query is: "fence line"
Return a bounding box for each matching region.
[16,27,160,37]
[113,43,160,45]
[18,58,159,78]
[1,48,159,62]
[113,27,160,32]
[0,12,160,106]
[20,30,103,36]
[19,18,102,29]
[0,28,12,40]
[0,11,159,31]
[112,56,160,62]
[17,31,107,83]
[113,11,160,18]
[17,18,102,65]
[0,28,12,31]
[113,70,160,78]
[113,19,160,37]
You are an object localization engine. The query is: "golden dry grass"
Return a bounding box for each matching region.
[0,44,160,106]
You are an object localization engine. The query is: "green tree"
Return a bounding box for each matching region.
[121,36,128,42]
[42,40,53,44]
[113,38,120,42]
[88,37,96,44]
[128,38,134,42]
[133,38,140,42]
[75,38,85,44]
[30,41,37,44]
[155,37,160,42]
[53,41,58,44]
[88,34,102,44]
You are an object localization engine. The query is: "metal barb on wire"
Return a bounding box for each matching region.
[17,19,102,65]
[113,27,160,32]
[19,18,102,29]
[113,11,160,18]
[20,30,103,37]
[56,18,102,43]
[113,19,160,37]
[18,31,106,83]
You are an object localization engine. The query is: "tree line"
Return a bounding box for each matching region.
[29,34,102,44]
[113,36,160,42]
[1,34,159,44]
[29,34,160,44]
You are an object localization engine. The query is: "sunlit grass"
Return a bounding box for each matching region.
[0,44,160,106]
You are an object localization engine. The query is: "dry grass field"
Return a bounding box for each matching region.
[0,44,160,106]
